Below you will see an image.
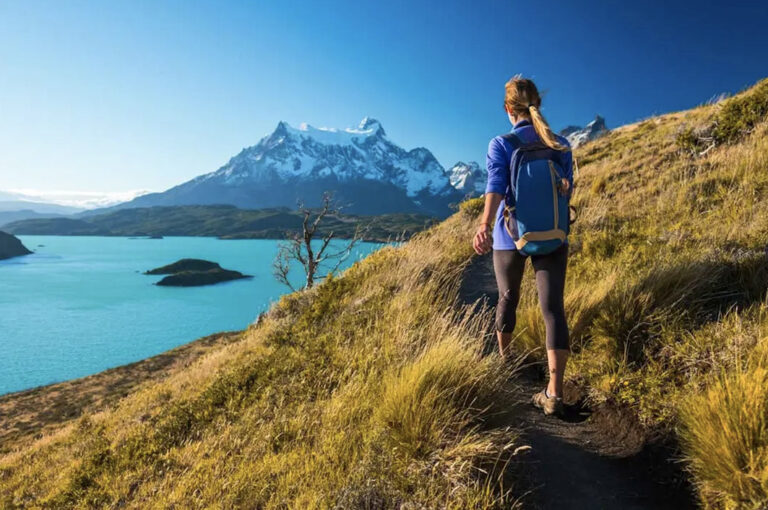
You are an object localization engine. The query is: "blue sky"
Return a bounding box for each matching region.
[1,0,767,196]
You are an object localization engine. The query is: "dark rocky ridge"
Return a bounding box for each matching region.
[0,231,32,260]
[4,205,434,243]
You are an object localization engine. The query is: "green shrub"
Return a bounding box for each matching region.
[459,196,485,217]
[714,79,768,144]
[676,126,703,155]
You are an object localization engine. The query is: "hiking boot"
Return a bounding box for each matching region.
[532,389,564,417]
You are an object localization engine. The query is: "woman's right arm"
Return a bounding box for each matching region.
[473,138,508,255]
[473,192,503,255]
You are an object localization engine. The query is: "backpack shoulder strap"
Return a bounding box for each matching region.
[500,132,521,146]
[502,132,549,152]
[501,133,548,207]
[498,134,520,211]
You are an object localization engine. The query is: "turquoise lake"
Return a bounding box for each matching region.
[0,236,383,396]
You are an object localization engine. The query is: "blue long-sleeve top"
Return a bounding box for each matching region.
[485,119,573,250]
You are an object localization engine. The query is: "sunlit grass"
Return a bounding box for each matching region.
[680,353,768,508]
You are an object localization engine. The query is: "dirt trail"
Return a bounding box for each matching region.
[458,252,696,509]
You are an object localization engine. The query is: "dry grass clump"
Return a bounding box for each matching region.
[679,358,768,509]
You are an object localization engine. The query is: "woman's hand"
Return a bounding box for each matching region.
[558,178,572,197]
[474,192,502,255]
[473,224,493,255]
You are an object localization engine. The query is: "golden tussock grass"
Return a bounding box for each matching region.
[680,357,768,509]
[537,78,768,508]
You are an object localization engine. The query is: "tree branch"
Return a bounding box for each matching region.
[272,191,365,290]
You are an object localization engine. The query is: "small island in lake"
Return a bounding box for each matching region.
[145,258,251,287]
[0,231,33,260]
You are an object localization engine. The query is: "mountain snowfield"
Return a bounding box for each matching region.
[116,117,477,217]
[446,161,485,196]
[206,117,453,198]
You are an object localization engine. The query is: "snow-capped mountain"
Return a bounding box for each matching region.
[116,117,464,216]
[447,161,485,196]
[560,116,609,148]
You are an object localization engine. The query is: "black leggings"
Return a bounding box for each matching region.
[492,244,569,350]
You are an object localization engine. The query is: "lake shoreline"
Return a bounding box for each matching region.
[1,236,383,395]
[0,330,243,453]
[6,233,395,243]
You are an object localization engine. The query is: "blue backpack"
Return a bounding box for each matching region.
[501,133,572,256]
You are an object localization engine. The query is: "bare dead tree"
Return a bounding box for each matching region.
[273,192,367,290]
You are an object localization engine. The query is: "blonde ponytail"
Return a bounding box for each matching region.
[504,77,569,152]
[528,105,568,151]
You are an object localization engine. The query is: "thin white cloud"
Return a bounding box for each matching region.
[2,189,152,209]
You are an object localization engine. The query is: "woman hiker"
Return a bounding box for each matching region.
[472,76,574,417]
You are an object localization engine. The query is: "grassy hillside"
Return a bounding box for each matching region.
[1,78,767,508]
[3,205,436,242]
[0,201,519,508]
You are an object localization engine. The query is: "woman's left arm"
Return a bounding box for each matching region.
[555,144,574,197]
[562,147,574,194]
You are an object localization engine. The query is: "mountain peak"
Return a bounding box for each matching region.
[358,116,379,129]
[266,118,386,141]
[358,117,385,136]
[560,116,610,148]
[273,120,291,136]
[587,115,607,130]
[447,161,484,195]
